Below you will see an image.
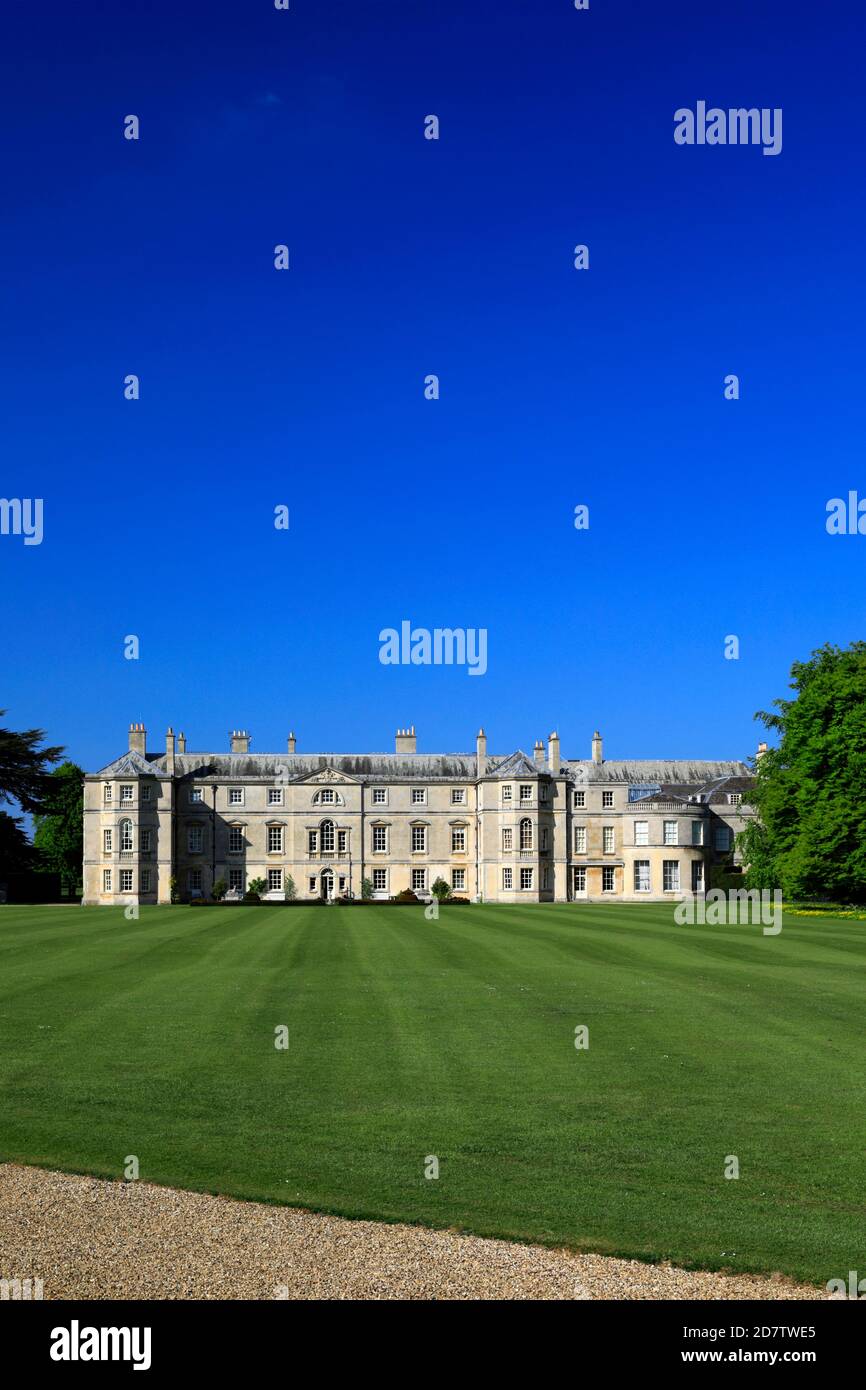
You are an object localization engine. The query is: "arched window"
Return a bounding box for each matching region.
[320,819,335,852]
[519,818,533,850]
[120,819,134,852]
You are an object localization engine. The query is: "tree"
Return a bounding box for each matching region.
[284,875,297,901]
[211,877,227,901]
[0,712,64,813]
[740,642,866,902]
[33,761,84,891]
[0,810,34,873]
[361,876,374,900]
[431,876,452,902]
[247,877,266,897]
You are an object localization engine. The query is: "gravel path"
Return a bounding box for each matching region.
[0,1163,824,1300]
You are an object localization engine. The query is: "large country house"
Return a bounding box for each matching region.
[82,724,758,905]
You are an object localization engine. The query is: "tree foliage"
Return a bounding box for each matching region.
[741,642,866,902]
[33,761,84,887]
[0,711,64,813]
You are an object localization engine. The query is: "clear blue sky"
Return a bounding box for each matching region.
[1,0,864,771]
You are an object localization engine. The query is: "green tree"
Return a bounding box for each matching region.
[284,875,297,901]
[0,810,34,873]
[431,876,452,902]
[33,761,84,892]
[361,876,374,900]
[247,877,266,897]
[0,712,64,813]
[741,642,866,902]
[211,877,227,901]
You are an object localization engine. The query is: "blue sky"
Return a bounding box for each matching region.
[1,0,864,772]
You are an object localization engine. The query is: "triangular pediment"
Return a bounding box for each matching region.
[488,750,543,779]
[93,750,163,778]
[298,767,359,786]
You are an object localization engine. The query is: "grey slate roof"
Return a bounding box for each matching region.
[565,759,751,784]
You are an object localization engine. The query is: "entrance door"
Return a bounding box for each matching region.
[321,869,335,901]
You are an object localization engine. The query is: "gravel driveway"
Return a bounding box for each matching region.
[0,1163,824,1301]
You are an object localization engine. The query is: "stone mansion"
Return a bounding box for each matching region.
[82,723,758,905]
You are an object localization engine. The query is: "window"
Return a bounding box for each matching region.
[602,866,615,892]
[372,868,387,892]
[120,784,133,803]
[268,788,283,805]
[451,827,466,853]
[540,783,549,802]
[412,868,426,892]
[188,826,203,854]
[372,825,388,853]
[634,860,651,892]
[520,867,533,890]
[141,829,151,852]
[268,869,283,892]
[189,788,203,804]
[372,788,386,804]
[727,793,742,806]
[502,827,513,851]
[412,788,427,805]
[502,867,513,889]
[634,820,648,846]
[104,783,112,802]
[663,820,678,846]
[308,877,317,893]
[452,868,465,891]
[603,826,615,854]
[691,861,704,892]
[663,860,681,891]
[141,785,152,803]
[120,869,134,893]
[308,830,318,854]
[451,788,466,805]
[229,826,245,853]
[228,868,243,891]
[602,790,614,808]
[519,818,533,850]
[574,825,586,853]
[103,828,112,853]
[228,788,244,806]
[337,829,347,854]
[540,827,548,851]
[120,820,134,852]
[320,820,335,852]
[574,789,585,808]
[519,784,532,802]
[140,869,151,893]
[268,825,284,854]
[103,869,112,892]
[543,865,551,889]
[411,825,427,853]
[691,820,704,846]
[573,866,586,894]
[188,869,202,892]
[502,785,512,802]
[714,826,732,851]
[320,788,335,803]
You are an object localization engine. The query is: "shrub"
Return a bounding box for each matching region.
[431,876,451,902]
[284,875,297,901]
[361,877,374,900]
[247,877,266,897]
[394,888,420,904]
[242,891,261,904]
[211,878,227,902]
[169,876,180,904]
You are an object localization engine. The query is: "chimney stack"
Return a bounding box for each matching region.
[395,725,416,754]
[592,730,603,765]
[476,728,487,777]
[165,727,175,774]
[757,741,768,759]
[548,731,560,774]
[177,731,186,754]
[287,731,296,754]
[129,722,146,755]
[230,729,251,754]
[533,739,545,764]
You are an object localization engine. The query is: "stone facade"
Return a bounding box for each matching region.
[82,724,756,906]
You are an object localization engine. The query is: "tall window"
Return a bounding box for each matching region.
[411,868,427,891]
[337,829,347,854]
[140,829,151,852]
[574,789,585,808]
[502,785,512,802]
[103,828,112,853]
[103,869,112,892]
[372,868,387,892]
[602,866,615,892]
[320,820,335,852]
[188,826,203,854]
[602,790,614,808]
[519,818,532,850]
[573,866,586,893]
[502,866,513,889]
[520,867,533,889]
[451,827,466,852]
[634,820,648,846]
[574,825,586,853]
[120,784,134,803]
[308,830,318,854]
[411,825,427,853]
[602,826,614,853]
[502,827,512,851]
[229,826,245,853]
[634,861,651,892]
[691,821,704,846]
[663,860,680,891]
[104,783,112,802]
[663,820,678,846]
[140,870,151,893]
[120,869,134,893]
[141,785,152,802]
[120,820,133,851]
[452,868,466,891]
[540,827,548,851]
[228,869,243,890]
[268,825,284,853]
[714,825,731,851]
[519,785,532,802]
[268,869,283,892]
[188,869,203,891]
[372,825,387,853]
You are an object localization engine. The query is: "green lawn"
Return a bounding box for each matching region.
[0,902,863,1285]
